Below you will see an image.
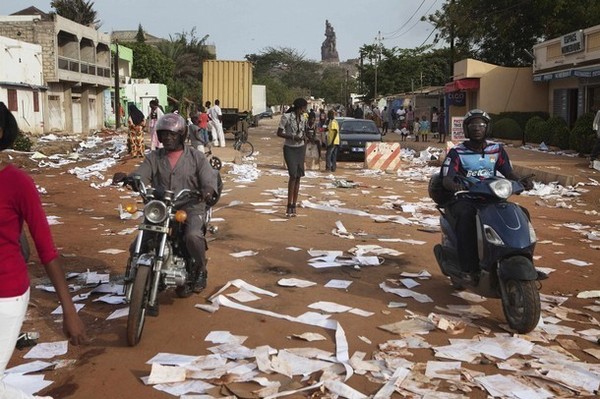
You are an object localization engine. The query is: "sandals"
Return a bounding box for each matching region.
[286,204,297,218]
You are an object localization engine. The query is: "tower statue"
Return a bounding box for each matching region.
[321,20,340,63]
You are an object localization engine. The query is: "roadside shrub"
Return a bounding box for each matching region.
[491,118,522,140]
[11,132,33,152]
[569,112,596,154]
[545,116,570,149]
[524,116,546,144]
[489,111,549,132]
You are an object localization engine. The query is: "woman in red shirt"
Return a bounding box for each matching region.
[0,102,86,397]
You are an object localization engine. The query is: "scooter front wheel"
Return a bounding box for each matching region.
[500,279,541,333]
[127,266,151,346]
[210,156,222,170]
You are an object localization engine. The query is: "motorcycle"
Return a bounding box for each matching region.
[122,175,220,346]
[429,173,543,333]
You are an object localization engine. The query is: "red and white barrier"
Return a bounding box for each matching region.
[364,142,402,171]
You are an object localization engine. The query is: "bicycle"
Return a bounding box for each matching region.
[233,130,254,157]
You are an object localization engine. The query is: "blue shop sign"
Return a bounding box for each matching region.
[446,91,466,106]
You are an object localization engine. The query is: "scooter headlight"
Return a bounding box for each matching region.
[489,179,513,199]
[144,200,168,223]
[528,221,537,243]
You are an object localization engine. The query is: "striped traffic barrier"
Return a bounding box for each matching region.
[364,142,402,171]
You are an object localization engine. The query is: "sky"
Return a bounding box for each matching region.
[0,0,444,61]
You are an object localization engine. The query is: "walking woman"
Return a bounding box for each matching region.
[0,102,87,398]
[276,98,308,217]
[127,103,146,158]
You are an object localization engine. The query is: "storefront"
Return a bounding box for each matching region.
[533,24,600,126]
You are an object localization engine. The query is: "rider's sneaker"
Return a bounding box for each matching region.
[147,303,159,317]
[193,271,207,293]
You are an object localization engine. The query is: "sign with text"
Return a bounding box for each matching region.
[451,116,465,142]
[446,91,466,106]
[561,30,584,55]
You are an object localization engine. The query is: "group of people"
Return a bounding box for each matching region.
[124,98,227,160]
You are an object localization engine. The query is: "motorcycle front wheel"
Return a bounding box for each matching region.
[500,279,541,333]
[127,266,151,346]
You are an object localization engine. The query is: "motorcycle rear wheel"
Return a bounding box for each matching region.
[500,279,541,333]
[210,156,222,170]
[127,266,151,346]
[239,142,254,157]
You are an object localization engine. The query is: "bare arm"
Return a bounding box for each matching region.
[44,259,87,345]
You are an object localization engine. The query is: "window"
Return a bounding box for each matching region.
[33,91,40,112]
[7,89,17,111]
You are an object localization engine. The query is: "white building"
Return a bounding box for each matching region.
[122,78,167,117]
[0,35,44,134]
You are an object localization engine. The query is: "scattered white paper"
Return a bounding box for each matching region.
[324,279,353,289]
[51,303,85,315]
[277,278,317,288]
[24,341,69,359]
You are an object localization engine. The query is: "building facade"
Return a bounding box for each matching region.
[0,7,112,135]
[0,35,45,134]
[533,24,600,126]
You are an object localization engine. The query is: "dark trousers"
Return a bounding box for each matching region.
[326,145,339,172]
[591,136,600,161]
[447,199,479,274]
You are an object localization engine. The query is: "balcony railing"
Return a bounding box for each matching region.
[58,56,111,79]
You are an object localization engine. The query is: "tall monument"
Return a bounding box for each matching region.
[321,20,340,63]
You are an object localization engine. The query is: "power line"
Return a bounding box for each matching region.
[384,0,439,41]
[382,0,427,37]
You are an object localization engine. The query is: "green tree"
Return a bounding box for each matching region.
[136,24,145,43]
[155,29,214,105]
[50,0,101,28]
[425,0,600,67]
[358,45,450,100]
[124,42,175,86]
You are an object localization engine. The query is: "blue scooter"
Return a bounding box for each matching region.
[429,174,543,333]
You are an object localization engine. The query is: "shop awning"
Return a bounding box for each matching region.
[533,66,600,82]
[444,78,480,93]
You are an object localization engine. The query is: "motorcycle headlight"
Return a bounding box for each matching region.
[144,200,168,223]
[489,179,513,199]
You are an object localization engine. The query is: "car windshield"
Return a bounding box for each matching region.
[340,120,379,134]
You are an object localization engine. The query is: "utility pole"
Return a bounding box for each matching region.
[114,40,120,128]
[449,0,455,79]
[374,31,383,101]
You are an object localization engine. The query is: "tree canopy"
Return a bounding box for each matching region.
[50,0,101,28]
[425,0,600,67]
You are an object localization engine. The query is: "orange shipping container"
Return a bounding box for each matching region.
[202,60,253,113]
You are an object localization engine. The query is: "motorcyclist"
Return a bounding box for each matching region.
[440,109,533,283]
[113,113,219,295]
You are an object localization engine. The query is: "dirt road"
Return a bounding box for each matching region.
[6,118,600,398]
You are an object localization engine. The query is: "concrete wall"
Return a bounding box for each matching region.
[0,35,45,134]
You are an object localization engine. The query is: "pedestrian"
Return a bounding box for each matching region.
[431,107,439,136]
[399,122,409,141]
[420,115,430,142]
[413,116,421,142]
[353,104,364,119]
[0,102,87,398]
[591,107,600,168]
[382,106,390,135]
[438,108,447,143]
[208,99,226,148]
[306,112,322,160]
[148,99,164,151]
[406,105,415,135]
[198,105,209,146]
[325,109,340,173]
[113,113,220,296]
[189,113,203,151]
[276,98,308,217]
[396,105,406,129]
[128,103,146,158]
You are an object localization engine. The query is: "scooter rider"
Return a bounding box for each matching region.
[113,113,219,293]
[441,109,533,283]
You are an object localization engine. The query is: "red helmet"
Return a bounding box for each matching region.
[156,113,187,136]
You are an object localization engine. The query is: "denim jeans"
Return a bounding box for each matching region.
[326,145,339,171]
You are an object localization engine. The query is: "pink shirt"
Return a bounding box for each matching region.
[198,113,209,129]
[0,164,58,297]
